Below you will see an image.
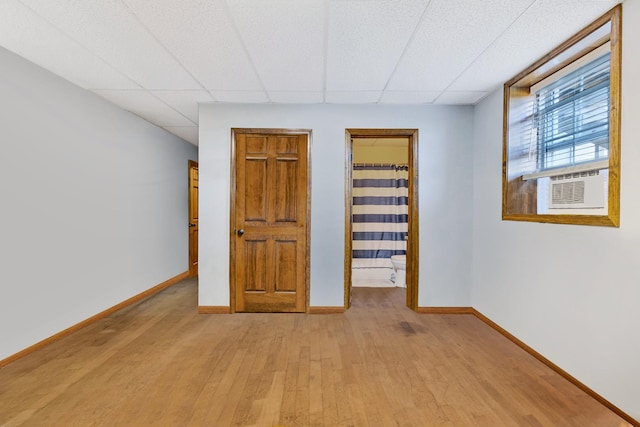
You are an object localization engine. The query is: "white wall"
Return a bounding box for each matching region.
[199,103,474,308]
[471,0,640,419]
[0,47,197,361]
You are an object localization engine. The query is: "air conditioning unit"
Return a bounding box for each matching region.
[549,171,605,209]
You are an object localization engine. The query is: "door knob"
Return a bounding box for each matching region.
[237,229,245,236]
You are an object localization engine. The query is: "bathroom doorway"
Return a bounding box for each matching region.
[344,129,419,311]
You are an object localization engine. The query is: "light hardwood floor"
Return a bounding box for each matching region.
[0,278,633,426]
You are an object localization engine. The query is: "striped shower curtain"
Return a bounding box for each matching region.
[352,164,408,268]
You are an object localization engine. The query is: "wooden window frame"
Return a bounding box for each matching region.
[502,5,621,227]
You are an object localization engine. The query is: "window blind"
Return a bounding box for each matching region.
[534,53,610,171]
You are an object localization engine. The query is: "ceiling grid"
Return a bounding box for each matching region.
[0,0,621,145]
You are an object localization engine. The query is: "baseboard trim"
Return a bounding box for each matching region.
[0,271,189,369]
[198,306,230,314]
[309,306,345,314]
[416,307,474,314]
[471,308,639,427]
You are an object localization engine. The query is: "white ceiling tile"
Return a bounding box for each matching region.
[210,91,269,103]
[163,126,199,146]
[449,0,620,91]
[225,0,325,92]
[326,0,429,91]
[1,0,621,129]
[122,0,263,91]
[0,0,138,90]
[379,91,440,104]
[325,91,382,104]
[93,90,194,126]
[268,92,324,103]
[388,0,535,92]
[151,90,214,123]
[19,0,201,90]
[434,91,488,105]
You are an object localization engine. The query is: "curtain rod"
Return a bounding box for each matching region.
[352,163,408,167]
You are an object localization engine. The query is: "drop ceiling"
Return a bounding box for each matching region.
[0,0,621,146]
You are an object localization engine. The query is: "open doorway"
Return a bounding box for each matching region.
[344,129,419,310]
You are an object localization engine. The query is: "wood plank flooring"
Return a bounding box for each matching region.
[0,279,633,426]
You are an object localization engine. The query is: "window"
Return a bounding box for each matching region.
[502,5,621,227]
[535,53,610,172]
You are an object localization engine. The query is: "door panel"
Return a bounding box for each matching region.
[275,160,298,221]
[276,135,299,154]
[246,135,268,153]
[243,239,268,292]
[244,158,268,221]
[234,131,308,313]
[274,239,297,292]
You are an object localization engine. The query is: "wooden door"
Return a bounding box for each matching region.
[188,160,198,277]
[233,131,309,313]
